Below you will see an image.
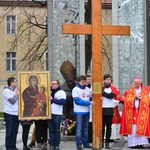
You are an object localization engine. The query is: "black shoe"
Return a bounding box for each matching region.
[28,141,35,148]
[135,145,144,149]
[138,145,144,148]
[84,144,92,148]
[105,142,110,149]
[129,145,144,149]
[129,147,134,149]
[77,145,83,150]
[23,146,32,150]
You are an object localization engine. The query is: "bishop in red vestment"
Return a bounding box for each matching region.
[120,77,150,148]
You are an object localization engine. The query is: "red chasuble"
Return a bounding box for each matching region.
[120,85,150,137]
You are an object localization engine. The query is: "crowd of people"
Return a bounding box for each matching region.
[2,74,150,150]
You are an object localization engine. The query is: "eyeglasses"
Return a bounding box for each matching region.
[51,83,58,85]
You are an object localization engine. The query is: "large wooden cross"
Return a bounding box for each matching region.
[62,0,130,149]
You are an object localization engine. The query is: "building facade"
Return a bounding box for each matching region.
[0,1,47,81]
[112,0,148,94]
[0,1,47,111]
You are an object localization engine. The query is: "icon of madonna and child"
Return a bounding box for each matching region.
[21,74,50,119]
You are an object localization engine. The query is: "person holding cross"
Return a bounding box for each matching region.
[102,74,121,149]
[72,75,95,150]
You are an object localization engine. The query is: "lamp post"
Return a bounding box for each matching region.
[47,0,53,80]
[73,35,78,73]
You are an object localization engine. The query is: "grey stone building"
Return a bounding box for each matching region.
[48,0,85,83]
[112,0,149,93]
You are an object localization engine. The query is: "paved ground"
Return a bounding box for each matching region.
[0,123,150,150]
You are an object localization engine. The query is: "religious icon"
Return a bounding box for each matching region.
[18,71,51,120]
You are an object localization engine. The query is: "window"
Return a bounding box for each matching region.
[6,16,16,34]
[6,52,16,71]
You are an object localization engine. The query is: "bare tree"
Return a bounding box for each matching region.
[0,1,47,71]
[14,10,47,70]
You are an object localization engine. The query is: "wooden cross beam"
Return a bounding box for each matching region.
[62,0,130,149]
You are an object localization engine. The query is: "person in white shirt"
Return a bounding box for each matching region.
[47,80,66,150]
[72,75,95,150]
[102,74,121,149]
[3,77,19,150]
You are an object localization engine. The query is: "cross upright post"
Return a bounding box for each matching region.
[62,0,130,149]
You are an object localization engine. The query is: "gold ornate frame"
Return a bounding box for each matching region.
[18,71,51,120]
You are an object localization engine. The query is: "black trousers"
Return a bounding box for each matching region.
[22,124,31,146]
[88,122,92,143]
[35,120,47,143]
[34,120,47,144]
[102,115,113,142]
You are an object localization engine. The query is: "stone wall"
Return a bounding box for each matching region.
[117,0,146,93]
[52,0,80,83]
